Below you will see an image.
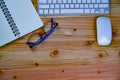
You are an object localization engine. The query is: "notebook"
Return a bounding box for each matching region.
[0,0,43,47]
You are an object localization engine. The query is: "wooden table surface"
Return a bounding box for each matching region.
[0,0,120,80]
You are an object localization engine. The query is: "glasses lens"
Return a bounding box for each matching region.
[43,22,51,33]
[28,33,42,43]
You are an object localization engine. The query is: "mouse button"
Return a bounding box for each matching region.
[97,18,105,28]
[96,24,105,37]
[98,36,111,46]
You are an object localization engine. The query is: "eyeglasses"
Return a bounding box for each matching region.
[26,18,58,49]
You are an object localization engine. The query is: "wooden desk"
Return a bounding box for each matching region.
[0,0,120,80]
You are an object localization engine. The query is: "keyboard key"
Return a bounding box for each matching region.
[77,0,82,3]
[94,4,99,8]
[65,4,70,8]
[39,0,47,3]
[63,0,67,3]
[55,4,59,8]
[39,10,44,14]
[91,9,95,13]
[82,0,87,3]
[87,0,91,3]
[53,0,57,3]
[96,0,101,3]
[73,0,77,3]
[80,4,84,8]
[50,5,54,8]
[105,10,109,14]
[61,9,84,14]
[92,0,96,3]
[58,0,62,3]
[70,4,74,8]
[85,4,89,8]
[49,9,54,14]
[39,5,49,8]
[95,8,100,13]
[101,0,109,3]
[75,4,79,8]
[60,4,65,8]
[48,0,52,3]
[54,9,60,14]
[100,9,105,13]
[90,4,94,8]
[85,9,90,13]
[99,4,109,8]
[44,9,49,14]
[68,0,72,3]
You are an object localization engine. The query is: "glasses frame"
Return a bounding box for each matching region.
[26,18,58,49]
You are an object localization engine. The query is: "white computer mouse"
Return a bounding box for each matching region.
[96,17,112,46]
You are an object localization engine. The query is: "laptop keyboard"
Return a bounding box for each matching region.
[38,0,110,17]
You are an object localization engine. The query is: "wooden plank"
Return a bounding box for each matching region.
[0,49,120,69]
[0,64,120,80]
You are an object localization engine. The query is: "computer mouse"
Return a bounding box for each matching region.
[96,17,112,46]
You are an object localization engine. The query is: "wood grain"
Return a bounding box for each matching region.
[0,64,120,80]
[0,0,120,80]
